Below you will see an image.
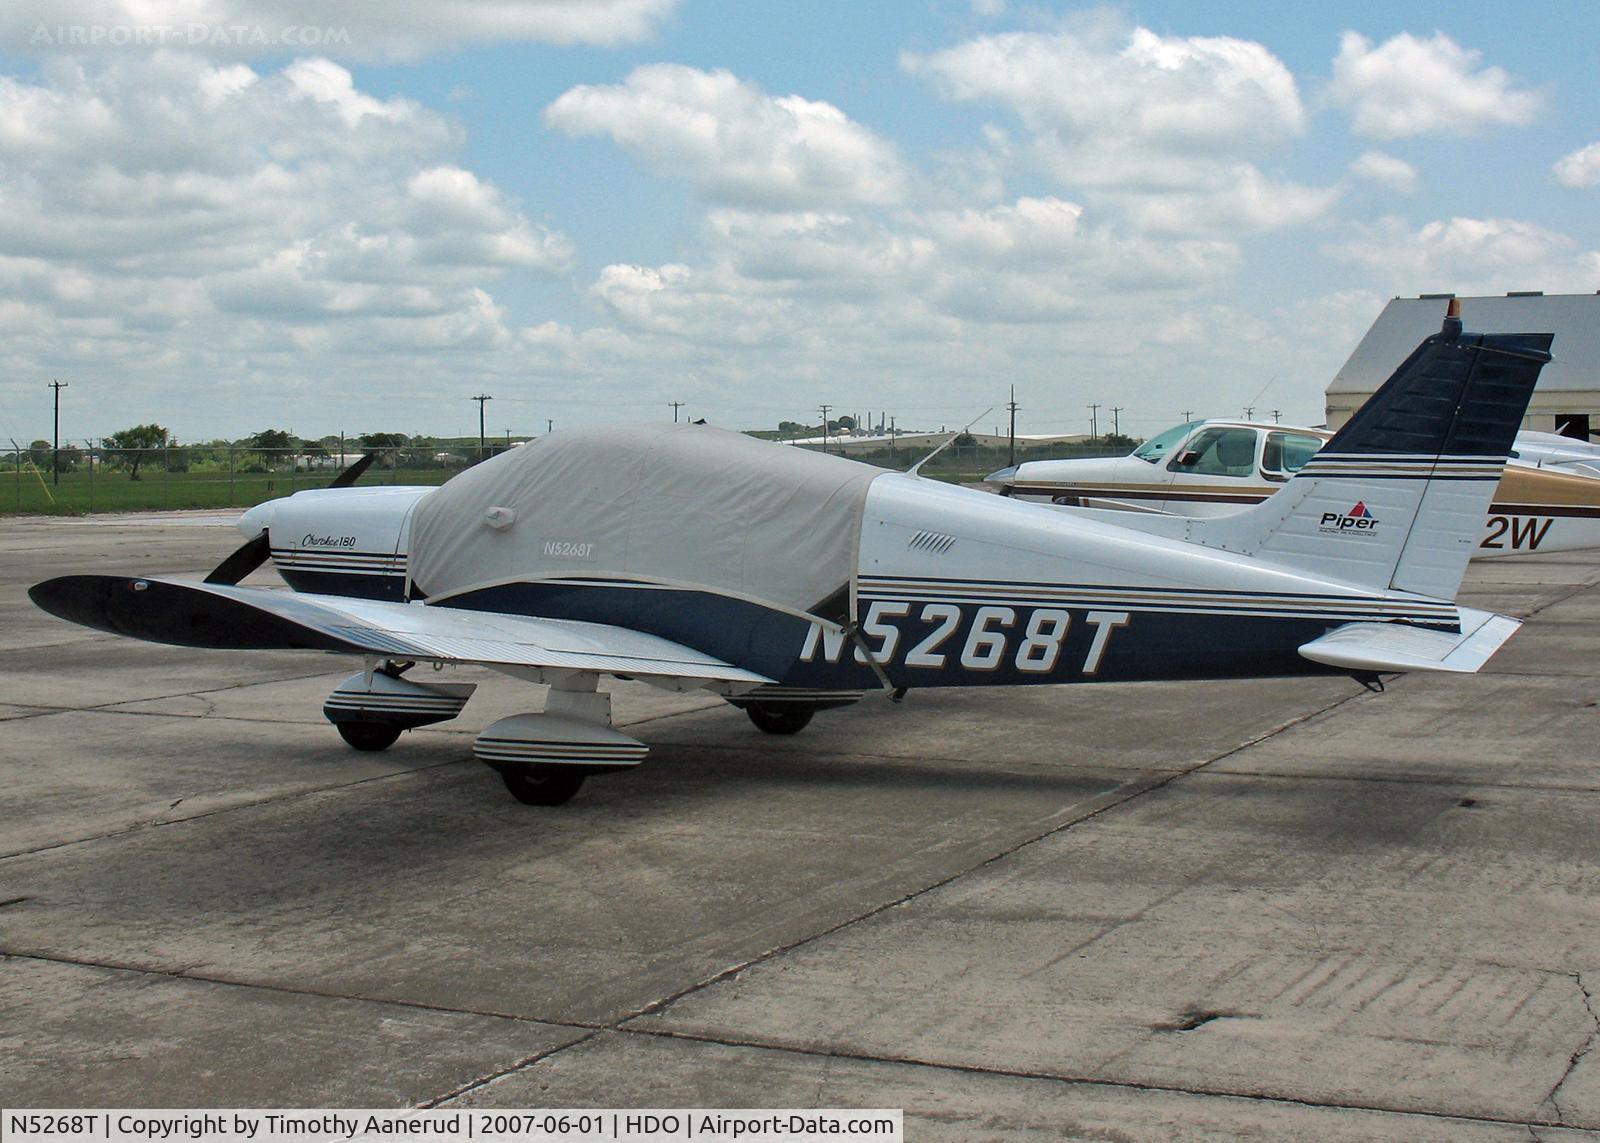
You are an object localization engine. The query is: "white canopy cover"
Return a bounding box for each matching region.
[408,424,883,614]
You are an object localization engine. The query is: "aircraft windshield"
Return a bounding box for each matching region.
[1132,421,1201,464]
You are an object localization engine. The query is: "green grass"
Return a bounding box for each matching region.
[0,464,456,516]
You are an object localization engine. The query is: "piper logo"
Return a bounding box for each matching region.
[1319,501,1380,535]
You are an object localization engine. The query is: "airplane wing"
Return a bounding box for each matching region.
[1297,606,1522,675]
[28,575,771,684]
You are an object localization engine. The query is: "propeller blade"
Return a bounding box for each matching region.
[327,452,376,489]
[204,529,271,585]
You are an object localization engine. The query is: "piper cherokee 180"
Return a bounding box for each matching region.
[31,305,1553,805]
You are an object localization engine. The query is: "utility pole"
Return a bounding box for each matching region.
[471,394,492,462]
[1243,406,1255,420]
[1007,386,1019,466]
[818,404,832,454]
[1088,403,1100,440]
[1181,410,1193,422]
[669,401,684,423]
[49,380,68,485]
[1270,409,1282,424]
[1110,406,1123,439]
[547,419,553,434]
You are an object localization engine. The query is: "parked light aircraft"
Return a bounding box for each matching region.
[1512,430,1600,477]
[990,419,1600,557]
[31,307,1552,805]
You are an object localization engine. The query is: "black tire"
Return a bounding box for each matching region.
[337,721,402,751]
[744,702,815,735]
[497,764,587,806]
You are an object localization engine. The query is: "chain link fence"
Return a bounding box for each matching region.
[1,443,507,516]
[3,436,1128,516]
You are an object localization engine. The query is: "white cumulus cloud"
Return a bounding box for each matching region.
[1325,215,1585,293]
[1327,31,1542,139]
[544,64,906,210]
[0,52,576,433]
[902,22,1335,238]
[1553,142,1600,189]
[904,23,1305,187]
[1349,151,1418,194]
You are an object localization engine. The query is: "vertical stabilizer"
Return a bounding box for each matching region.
[1196,306,1552,600]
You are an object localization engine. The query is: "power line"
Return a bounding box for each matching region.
[470,394,492,462]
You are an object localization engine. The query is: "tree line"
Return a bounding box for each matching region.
[9,427,482,481]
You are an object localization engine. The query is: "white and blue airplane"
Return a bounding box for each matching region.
[31,305,1552,805]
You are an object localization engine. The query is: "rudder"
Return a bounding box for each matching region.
[1197,306,1552,600]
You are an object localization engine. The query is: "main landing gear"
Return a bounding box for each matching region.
[471,677,646,806]
[322,670,872,805]
[743,703,815,735]
[323,664,476,751]
[729,686,865,735]
[336,721,403,751]
[488,763,589,807]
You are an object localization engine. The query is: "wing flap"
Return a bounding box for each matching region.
[1298,607,1522,675]
[29,575,771,684]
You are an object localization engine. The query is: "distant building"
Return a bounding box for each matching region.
[1327,292,1600,439]
[299,452,365,470]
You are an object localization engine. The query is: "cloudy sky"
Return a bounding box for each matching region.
[0,1,1595,444]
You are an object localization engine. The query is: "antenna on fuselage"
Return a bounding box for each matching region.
[908,407,993,477]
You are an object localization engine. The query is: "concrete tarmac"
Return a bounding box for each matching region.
[1,512,1597,1140]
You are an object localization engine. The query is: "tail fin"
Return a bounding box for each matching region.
[1197,306,1552,599]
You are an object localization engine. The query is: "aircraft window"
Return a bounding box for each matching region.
[1132,421,1201,463]
[1167,427,1257,477]
[1263,432,1325,475]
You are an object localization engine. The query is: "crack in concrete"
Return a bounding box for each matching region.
[620,1025,1599,1134]
[1543,971,1599,1126]
[12,945,1595,1131]
[421,686,1375,1108]
[1201,768,1600,797]
[416,1032,604,1108]
[0,668,342,724]
[627,687,1372,1023]
[1152,1008,1261,1033]
[0,949,604,1032]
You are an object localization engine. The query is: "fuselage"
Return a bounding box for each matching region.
[242,470,1456,693]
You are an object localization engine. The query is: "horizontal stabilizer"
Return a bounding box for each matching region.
[1298,607,1521,674]
[28,575,771,684]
